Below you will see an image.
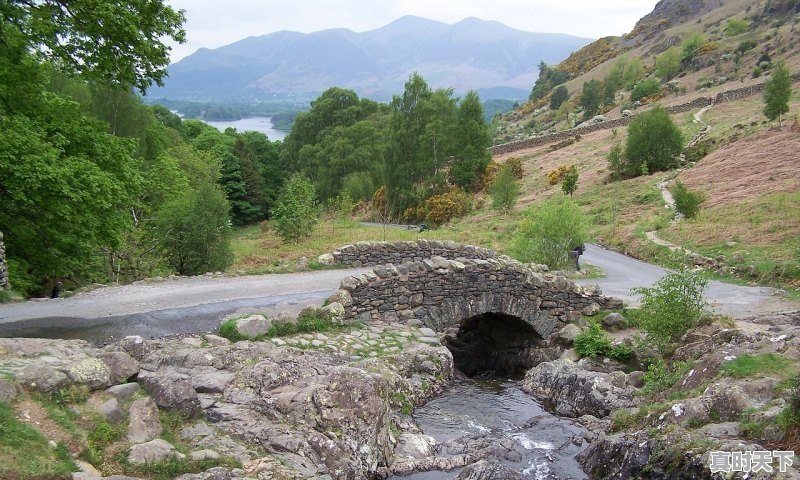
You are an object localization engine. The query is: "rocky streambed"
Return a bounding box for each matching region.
[1,309,799,479]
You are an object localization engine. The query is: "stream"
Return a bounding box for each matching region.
[389,378,588,480]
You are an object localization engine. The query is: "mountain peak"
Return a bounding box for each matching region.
[154,16,593,103]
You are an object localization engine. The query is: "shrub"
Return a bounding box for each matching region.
[682,32,706,62]
[416,188,471,225]
[574,321,613,357]
[655,46,683,80]
[671,182,705,218]
[510,195,588,270]
[490,166,519,212]
[574,321,632,360]
[725,18,749,36]
[631,78,662,102]
[505,157,524,179]
[562,167,579,196]
[641,359,693,396]
[154,183,234,276]
[547,164,575,185]
[736,40,758,54]
[633,271,708,354]
[624,105,684,178]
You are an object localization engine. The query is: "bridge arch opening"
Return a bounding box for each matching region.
[444,312,549,379]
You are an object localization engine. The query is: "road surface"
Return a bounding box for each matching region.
[578,244,792,318]
[0,245,793,343]
[0,269,367,343]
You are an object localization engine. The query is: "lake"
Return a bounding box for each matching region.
[205,116,287,141]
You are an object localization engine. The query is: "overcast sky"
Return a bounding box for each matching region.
[164,0,659,63]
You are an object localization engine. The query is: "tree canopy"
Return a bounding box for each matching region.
[4,0,186,92]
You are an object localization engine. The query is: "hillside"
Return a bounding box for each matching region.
[478,0,800,289]
[150,16,592,103]
[497,0,800,141]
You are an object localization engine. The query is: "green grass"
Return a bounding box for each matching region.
[0,402,78,478]
[217,311,338,343]
[721,353,797,379]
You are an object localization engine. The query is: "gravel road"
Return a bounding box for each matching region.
[0,268,367,343]
[0,244,793,343]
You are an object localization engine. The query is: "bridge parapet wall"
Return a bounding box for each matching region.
[332,256,621,339]
[319,240,498,268]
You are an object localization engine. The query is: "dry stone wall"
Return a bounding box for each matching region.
[0,231,8,290]
[331,256,621,339]
[490,75,800,156]
[319,240,498,268]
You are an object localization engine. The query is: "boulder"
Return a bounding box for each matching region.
[320,302,346,325]
[128,439,185,464]
[553,324,583,344]
[393,433,435,460]
[295,256,309,271]
[63,358,111,390]
[18,362,70,393]
[175,467,231,480]
[98,397,124,424]
[234,314,271,338]
[128,397,162,443]
[119,335,147,360]
[137,371,200,418]
[578,432,650,479]
[0,377,22,402]
[97,351,139,384]
[582,303,601,316]
[203,335,231,347]
[317,253,336,266]
[627,371,645,389]
[454,459,525,480]
[107,383,140,401]
[327,289,353,307]
[602,313,627,331]
[522,360,636,418]
[189,449,221,461]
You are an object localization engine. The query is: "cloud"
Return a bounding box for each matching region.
[165,0,657,62]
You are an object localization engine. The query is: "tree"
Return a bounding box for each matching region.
[562,167,579,196]
[153,183,233,276]
[624,105,683,177]
[510,195,588,270]
[451,91,491,190]
[5,0,186,92]
[490,166,519,212]
[682,32,706,62]
[655,46,683,80]
[763,61,793,126]
[271,174,319,242]
[550,85,570,110]
[580,80,603,119]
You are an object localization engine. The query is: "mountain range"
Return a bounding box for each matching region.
[151,16,593,103]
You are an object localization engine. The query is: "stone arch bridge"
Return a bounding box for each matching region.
[320,243,622,376]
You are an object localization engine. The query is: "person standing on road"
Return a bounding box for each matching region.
[571,244,585,271]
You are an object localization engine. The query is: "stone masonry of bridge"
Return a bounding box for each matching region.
[325,255,622,340]
[318,239,498,268]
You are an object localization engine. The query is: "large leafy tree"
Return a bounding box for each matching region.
[451,91,491,190]
[624,105,684,177]
[3,0,186,92]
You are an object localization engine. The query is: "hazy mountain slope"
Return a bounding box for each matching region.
[151,16,592,102]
